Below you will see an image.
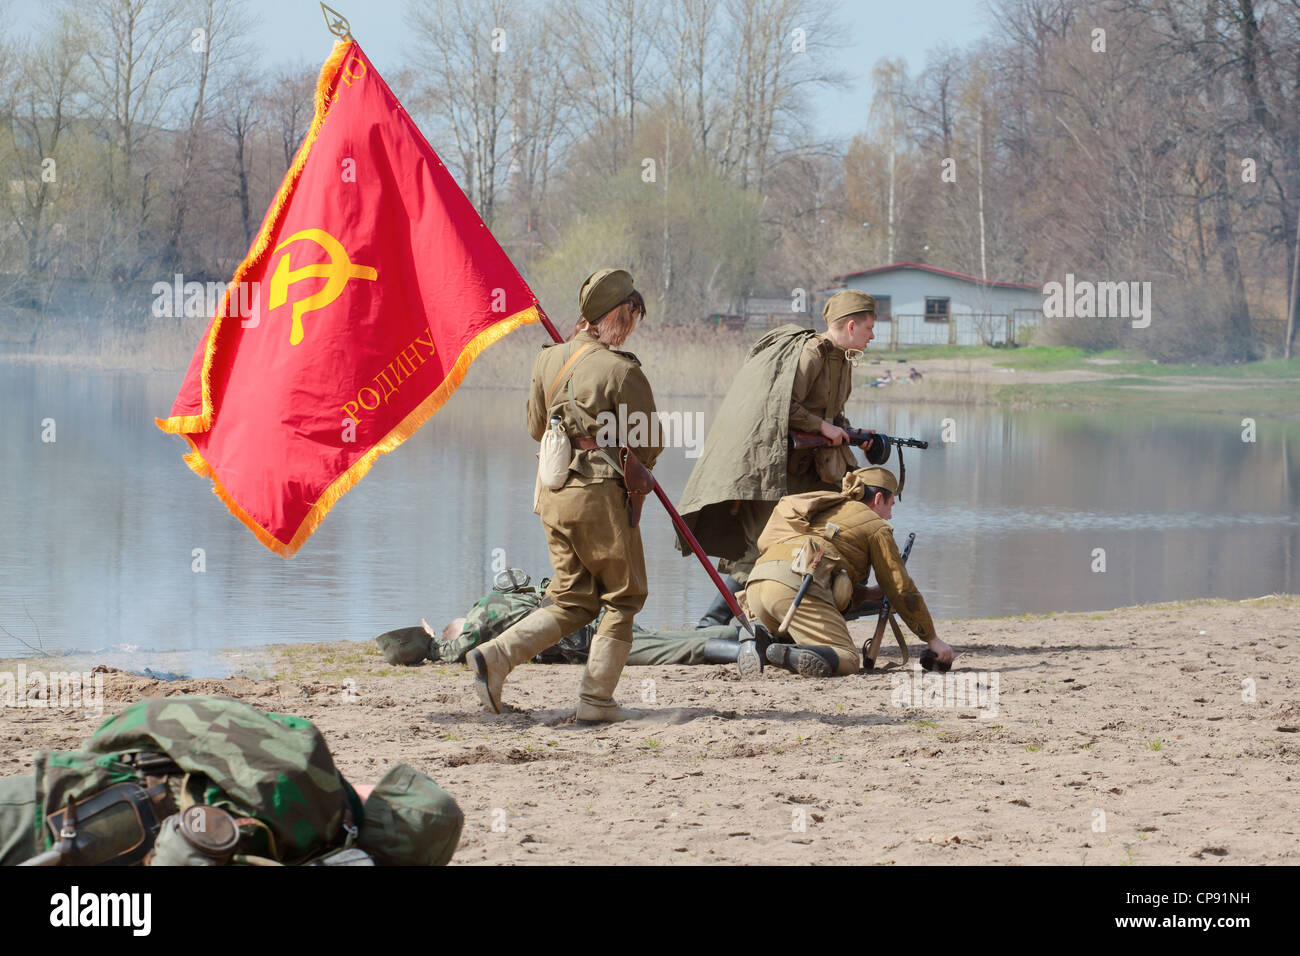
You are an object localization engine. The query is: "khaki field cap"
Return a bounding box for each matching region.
[843,466,898,499]
[822,290,877,324]
[579,268,635,322]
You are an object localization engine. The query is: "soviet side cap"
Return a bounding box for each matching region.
[579,269,635,322]
[822,290,876,324]
[843,466,898,498]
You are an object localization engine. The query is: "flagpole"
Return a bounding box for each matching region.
[319,2,353,41]
[533,305,759,637]
[314,8,756,637]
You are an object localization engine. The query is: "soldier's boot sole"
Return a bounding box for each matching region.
[736,624,774,680]
[467,648,503,714]
[765,642,836,678]
[736,641,763,680]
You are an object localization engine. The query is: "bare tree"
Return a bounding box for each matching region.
[1,12,87,276]
[260,61,316,173]
[161,0,252,270]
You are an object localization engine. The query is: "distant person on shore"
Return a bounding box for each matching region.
[871,368,894,387]
[676,290,879,630]
[737,466,954,678]
[467,269,663,722]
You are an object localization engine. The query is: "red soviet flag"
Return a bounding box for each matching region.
[157,41,540,557]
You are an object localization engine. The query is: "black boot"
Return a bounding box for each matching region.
[696,574,741,629]
[764,643,839,678]
[702,636,742,664]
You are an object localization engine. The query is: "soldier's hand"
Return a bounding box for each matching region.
[928,638,955,666]
[818,420,849,445]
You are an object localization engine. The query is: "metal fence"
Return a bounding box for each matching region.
[873,310,1044,348]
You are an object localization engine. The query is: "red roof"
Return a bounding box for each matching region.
[828,262,1040,291]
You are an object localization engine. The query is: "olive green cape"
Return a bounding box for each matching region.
[676,325,817,560]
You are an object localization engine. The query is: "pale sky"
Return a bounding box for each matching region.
[7,0,990,142]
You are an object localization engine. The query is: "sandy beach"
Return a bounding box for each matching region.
[3,595,1296,865]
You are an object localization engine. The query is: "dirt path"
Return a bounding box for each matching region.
[2,596,1296,865]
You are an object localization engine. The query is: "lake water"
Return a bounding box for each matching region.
[1,360,1297,662]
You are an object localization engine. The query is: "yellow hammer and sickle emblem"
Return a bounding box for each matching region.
[268,228,378,345]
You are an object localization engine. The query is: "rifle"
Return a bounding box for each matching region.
[788,428,929,453]
[789,429,928,498]
[861,532,915,672]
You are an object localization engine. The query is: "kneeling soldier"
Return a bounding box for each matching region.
[739,466,955,677]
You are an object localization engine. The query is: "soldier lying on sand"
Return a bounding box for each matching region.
[375,569,744,668]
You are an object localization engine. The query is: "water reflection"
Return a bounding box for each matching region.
[1,360,1296,658]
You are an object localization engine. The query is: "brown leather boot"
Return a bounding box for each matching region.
[467,611,563,714]
[575,635,643,723]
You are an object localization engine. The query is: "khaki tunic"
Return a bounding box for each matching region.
[525,331,662,644]
[720,334,858,582]
[747,494,937,674]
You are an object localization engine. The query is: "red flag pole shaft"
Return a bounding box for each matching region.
[534,306,755,636]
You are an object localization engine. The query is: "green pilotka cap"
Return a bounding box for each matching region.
[579,268,635,321]
[822,290,876,324]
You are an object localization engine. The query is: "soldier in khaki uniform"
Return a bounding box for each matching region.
[738,466,955,678]
[468,269,663,722]
[680,290,879,627]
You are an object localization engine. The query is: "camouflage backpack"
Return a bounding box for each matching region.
[31,695,461,866]
[435,580,597,664]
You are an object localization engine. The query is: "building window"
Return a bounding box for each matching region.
[925,297,950,321]
[873,295,891,322]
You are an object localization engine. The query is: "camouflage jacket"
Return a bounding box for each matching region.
[436,584,597,664]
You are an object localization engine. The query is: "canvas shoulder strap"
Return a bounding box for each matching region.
[546,342,598,406]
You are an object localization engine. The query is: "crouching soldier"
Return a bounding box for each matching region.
[738,466,955,678]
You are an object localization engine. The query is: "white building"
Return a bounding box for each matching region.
[822,262,1045,346]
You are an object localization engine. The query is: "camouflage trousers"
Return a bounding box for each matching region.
[0,775,36,866]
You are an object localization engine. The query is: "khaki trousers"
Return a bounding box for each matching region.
[537,478,646,646]
[745,579,860,676]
